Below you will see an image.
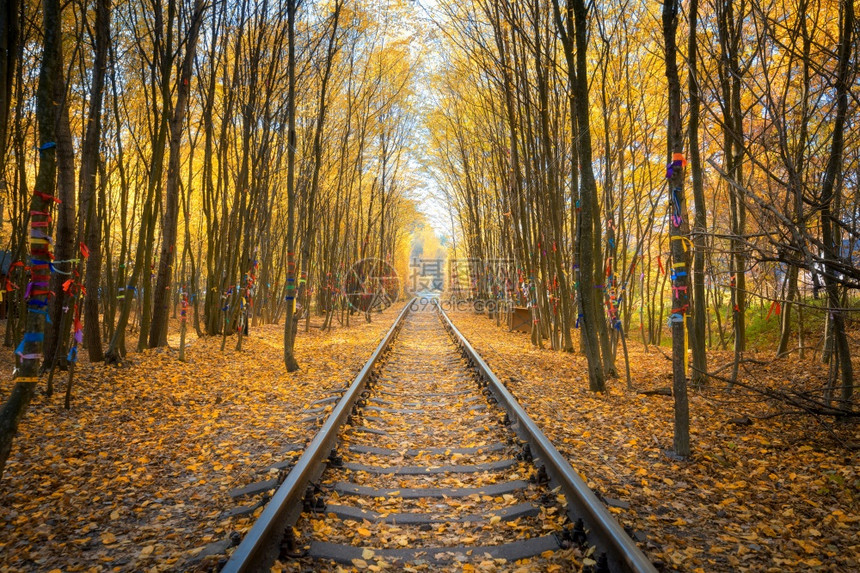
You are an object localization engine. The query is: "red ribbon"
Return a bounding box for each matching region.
[34,190,62,204]
[766,301,781,321]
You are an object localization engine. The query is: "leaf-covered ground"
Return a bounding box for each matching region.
[449,311,859,572]
[0,308,400,573]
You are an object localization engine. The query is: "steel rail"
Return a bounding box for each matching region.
[222,300,413,573]
[437,302,658,573]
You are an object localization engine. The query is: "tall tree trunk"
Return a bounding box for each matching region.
[300,1,341,332]
[111,0,174,360]
[552,0,604,388]
[571,0,605,391]
[717,0,747,385]
[0,0,20,218]
[3,17,26,350]
[61,0,112,406]
[819,0,854,411]
[283,0,299,371]
[662,0,691,458]
[137,0,177,352]
[0,0,62,480]
[81,0,111,363]
[44,45,76,374]
[149,0,205,348]
[776,3,811,359]
[687,0,707,385]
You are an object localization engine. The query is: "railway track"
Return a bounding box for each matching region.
[222,301,656,572]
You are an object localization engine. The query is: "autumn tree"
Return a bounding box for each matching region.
[149,0,206,348]
[0,0,63,480]
[661,0,691,457]
[284,0,300,371]
[81,0,112,363]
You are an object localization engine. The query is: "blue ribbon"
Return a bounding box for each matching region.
[38,142,57,155]
[671,188,682,214]
[15,332,44,355]
[28,308,51,323]
[32,259,72,275]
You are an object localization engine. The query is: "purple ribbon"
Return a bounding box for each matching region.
[25,281,50,298]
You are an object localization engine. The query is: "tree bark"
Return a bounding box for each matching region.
[81,0,111,363]
[662,0,691,458]
[0,0,62,480]
[0,0,20,214]
[571,0,605,391]
[551,0,604,389]
[149,0,206,348]
[283,0,299,371]
[300,1,341,332]
[687,0,707,385]
[818,0,854,411]
[44,41,76,374]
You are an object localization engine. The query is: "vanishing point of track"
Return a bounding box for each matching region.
[222,300,657,572]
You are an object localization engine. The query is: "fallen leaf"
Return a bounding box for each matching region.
[101,532,117,545]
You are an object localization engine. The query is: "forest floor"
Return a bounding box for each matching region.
[449,311,859,572]
[0,306,401,573]
[0,304,856,573]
